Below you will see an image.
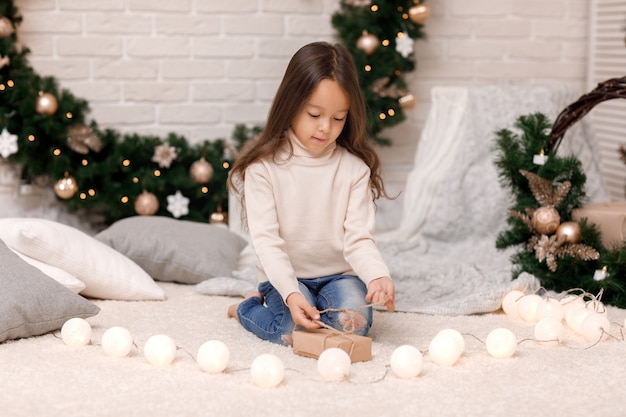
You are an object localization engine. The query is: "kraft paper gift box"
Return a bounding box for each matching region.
[572,202,626,249]
[292,328,372,363]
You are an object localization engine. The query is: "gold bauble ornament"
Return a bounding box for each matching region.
[398,93,417,110]
[408,3,430,25]
[555,221,582,244]
[189,157,214,184]
[209,207,228,224]
[54,174,78,200]
[0,17,14,38]
[35,92,59,116]
[356,31,380,55]
[532,206,561,235]
[134,191,159,216]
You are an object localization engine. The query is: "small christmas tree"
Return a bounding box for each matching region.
[494,109,626,308]
[332,0,428,145]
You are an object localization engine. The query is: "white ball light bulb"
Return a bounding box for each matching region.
[390,345,423,379]
[143,334,177,366]
[517,294,542,323]
[560,294,585,317]
[61,318,92,347]
[428,332,463,366]
[565,305,591,334]
[581,312,611,342]
[486,328,517,359]
[317,348,352,381]
[250,353,285,388]
[586,299,608,317]
[501,290,525,317]
[437,328,465,352]
[534,318,564,347]
[535,297,564,321]
[101,326,133,358]
[197,340,230,374]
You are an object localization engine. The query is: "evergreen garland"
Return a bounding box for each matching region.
[332,0,428,145]
[494,112,626,308]
[0,2,256,227]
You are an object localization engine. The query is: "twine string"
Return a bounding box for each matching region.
[315,300,385,333]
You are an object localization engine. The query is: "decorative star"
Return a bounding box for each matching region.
[152,142,178,168]
[166,190,189,218]
[0,128,18,158]
[395,33,414,58]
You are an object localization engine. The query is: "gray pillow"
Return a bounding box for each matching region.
[0,239,100,343]
[95,216,247,284]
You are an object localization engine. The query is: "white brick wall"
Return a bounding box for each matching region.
[9,0,590,221]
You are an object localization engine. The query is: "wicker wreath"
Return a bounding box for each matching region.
[546,75,626,154]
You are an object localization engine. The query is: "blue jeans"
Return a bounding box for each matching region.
[236,274,372,346]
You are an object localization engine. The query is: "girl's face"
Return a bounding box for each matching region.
[291,78,349,153]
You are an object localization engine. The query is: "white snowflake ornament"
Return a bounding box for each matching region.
[395,33,414,58]
[166,190,189,218]
[0,128,18,158]
[152,142,178,168]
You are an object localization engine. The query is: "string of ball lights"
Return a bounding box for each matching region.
[56,286,626,388]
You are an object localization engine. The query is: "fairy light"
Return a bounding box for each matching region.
[66,112,73,119]
[201,186,209,193]
[88,188,95,197]
[55,283,624,390]
[121,196,129,204]
[132,177,139,184]
[382,39,390,47]
[370,4,378,12]
[364,65,372,72]
[79,192,87,200]
[122,159,131,167]
[379,112,386,120]
[388,109,396,117]
[28,134,35,142]
[53,148,61,156]
[153,169,161,177]
[222,161,229,169]
[82,159,88,166]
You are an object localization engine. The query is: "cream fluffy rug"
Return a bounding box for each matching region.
[1,282,625,417]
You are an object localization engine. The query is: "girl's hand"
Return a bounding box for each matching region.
[366,276,396,312]
[286,292,322,329]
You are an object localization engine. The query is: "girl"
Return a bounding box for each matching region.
[227,41,395,346]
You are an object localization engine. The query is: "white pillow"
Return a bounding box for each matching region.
[11,249,85,293]
[0,218,165,301]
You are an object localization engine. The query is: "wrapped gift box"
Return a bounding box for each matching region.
[572,202,626,249]
[292,328,372,363]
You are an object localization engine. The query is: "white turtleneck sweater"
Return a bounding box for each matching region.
[243,130,390,302]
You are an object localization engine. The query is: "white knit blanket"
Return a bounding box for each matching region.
[199,83,609,315]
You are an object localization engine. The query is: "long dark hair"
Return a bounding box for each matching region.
[228,41,388,200]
